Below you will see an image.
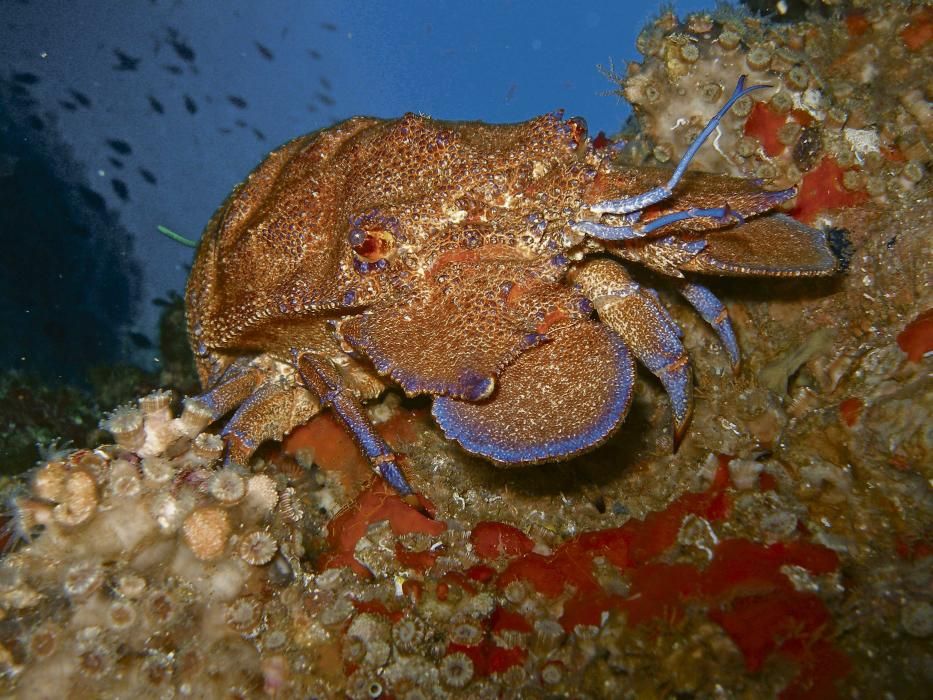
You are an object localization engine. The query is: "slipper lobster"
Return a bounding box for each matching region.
[185,78,844,495]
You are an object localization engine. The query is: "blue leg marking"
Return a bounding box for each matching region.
[569,211,643,241]
[579,269,694,448]
[295,352,413,496]
[639,206,743,235]
[589,76,770,215]
[633,321,692,449]
[678,282,740,368]
[595,283,693,442]
[191,363,263,421]
[569,220,639,241]
[623,312,693,450]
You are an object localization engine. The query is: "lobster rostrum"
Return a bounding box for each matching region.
[185,78,844,495]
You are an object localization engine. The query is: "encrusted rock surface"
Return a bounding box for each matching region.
[614,1,931,224]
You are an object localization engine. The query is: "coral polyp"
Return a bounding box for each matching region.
[615,1,931,224]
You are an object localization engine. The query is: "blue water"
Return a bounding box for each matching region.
[0,0,714,376]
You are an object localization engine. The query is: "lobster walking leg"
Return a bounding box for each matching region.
[220,382,321,465]
[295,351,414,496]
[572,258,693,448]
[676,281,741,369]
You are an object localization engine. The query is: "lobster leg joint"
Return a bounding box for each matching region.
[295,351,414,496]
[572,259,694,448]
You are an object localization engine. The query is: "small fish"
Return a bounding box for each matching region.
[307,103,318,113]
[106,138,132,155]
[147,95,165,114]
[167,28,196,63]
[319,76,332,91]
[138,167,157,184]
[315,91,335,106]
[307,49,322,60]
[218,127,233,134]
[12,71,40,85]
[184,94,197,114]
[58,100,77,112]
[320,21,337,31]
[252,127,266,141]
[254,41,274,60]
[235,118,247,128]
[78,185,106,213]
[111,178,129,201]
[10,84,31,98]
[113,48,141,71]
[152,297,170,308]
[128,332,153,349]
[69,88,91,107]
[27,115,44,131]
[108,157,124,169]
[163,64,183,76]
[227,95,248,109]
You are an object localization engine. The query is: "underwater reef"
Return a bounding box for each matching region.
[0,1,930,698]
[0,292,199,476]
[0,78,142,382]
[0,66,200,475]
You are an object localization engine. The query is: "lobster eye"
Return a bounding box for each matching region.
[350,225,394,263]
[348,211,398,267]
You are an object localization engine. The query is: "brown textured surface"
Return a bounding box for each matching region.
[681,213,840,276]
[341,259,561,400]
[432,319,635,464]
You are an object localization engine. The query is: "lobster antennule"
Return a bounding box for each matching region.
[569,219,640,241]
[589,76,770,217]
[663,76,769,194]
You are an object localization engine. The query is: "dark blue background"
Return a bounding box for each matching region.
[1,0,711,377]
